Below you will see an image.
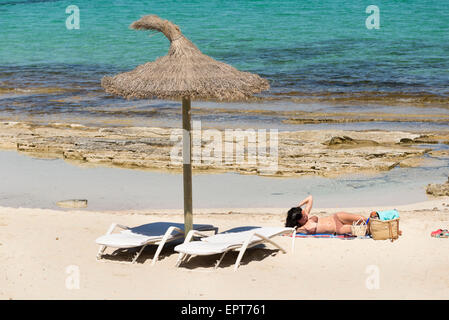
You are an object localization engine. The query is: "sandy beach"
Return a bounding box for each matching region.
[1,198,448,300]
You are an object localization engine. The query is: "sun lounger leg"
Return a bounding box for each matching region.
[175,253,186,267]
[151,244,164,266]
[234,249,247,271]
[96,246,107,260]
[96,223,121,260]
[233,236,254,271]
[151,226,184,266]
[215,252,227,269]
[176,252,191,267]
[132,244,148,264]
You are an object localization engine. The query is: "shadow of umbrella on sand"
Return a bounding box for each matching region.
[101,15,269,235]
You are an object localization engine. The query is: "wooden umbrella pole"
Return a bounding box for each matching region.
[182,97,193,236]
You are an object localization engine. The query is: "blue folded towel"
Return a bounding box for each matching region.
[376,209,399,221]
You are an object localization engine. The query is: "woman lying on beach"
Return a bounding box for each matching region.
[285,195,368,235]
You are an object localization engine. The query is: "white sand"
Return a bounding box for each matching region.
[1,198,449,300]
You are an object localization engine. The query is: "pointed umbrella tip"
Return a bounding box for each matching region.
[129,14,159,29]
[129,15,182,42]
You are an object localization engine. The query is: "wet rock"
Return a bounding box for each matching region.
[399,138,414,144]
[324,136,379,147]
[56,199,88,209]
[412,135,438,144]
[397,134,447,145]
[426,177,449,197]
[284,118,359,124]
[428,150,449,159]
[63,149,86,161]
[325,136,357,145]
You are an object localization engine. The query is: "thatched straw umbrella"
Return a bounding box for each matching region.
[102,15,269,235]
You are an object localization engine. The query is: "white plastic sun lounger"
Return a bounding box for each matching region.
[96,222,217,265]
[174,226,296,271]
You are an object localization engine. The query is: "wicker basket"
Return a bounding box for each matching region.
[369,218,400,242]
[351,218,367,238]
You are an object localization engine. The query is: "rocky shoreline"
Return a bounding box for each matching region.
[0,121,448,178]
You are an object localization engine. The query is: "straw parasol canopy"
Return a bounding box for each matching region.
[101,14,269,235]
[101,15,269,101]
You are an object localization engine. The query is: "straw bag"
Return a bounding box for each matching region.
[351,218,367,238]
[369,218,400,242]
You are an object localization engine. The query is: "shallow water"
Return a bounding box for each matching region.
[0,150,447,211]
[1,95,448,132]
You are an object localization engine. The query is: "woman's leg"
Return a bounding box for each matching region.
[334,212,367,225]
[336,224,352,235]
[333,212,367,234]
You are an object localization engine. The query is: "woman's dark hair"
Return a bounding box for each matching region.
[285,206,303,228]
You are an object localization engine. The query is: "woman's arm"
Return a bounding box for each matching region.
[296,216,317,234]
[298,195,313,216]
[296,225,307,234]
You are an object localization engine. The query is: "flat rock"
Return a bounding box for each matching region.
[0,121,444,178]
[56,199,88,209]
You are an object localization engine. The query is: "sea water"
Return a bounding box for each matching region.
[0,0,448,130]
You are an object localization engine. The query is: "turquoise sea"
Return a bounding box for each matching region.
[0,0,448,130]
